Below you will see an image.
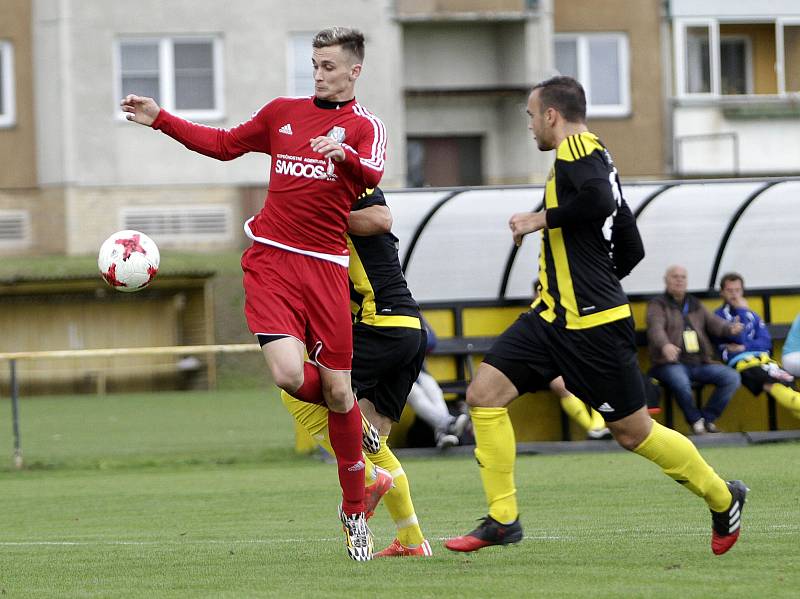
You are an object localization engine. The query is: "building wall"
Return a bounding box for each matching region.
[0,0,37,188]
[402,11,553,184]
[0,188,66,255]
[65,185,251,255]
[554,0,665,178]
[403,22,528,89]
[32,0,406,188]
[396,0,530,15]
[673,107,800,176]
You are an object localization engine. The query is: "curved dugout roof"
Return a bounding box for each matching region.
[384,178,799,304]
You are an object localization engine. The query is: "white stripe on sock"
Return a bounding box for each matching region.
[395,514,418,529]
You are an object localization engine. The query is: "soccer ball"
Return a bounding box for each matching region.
[98,230,160,292]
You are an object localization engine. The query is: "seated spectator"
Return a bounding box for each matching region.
[407,317,470,448]
[646,265,743,435]
[714,273,800,420]
[782,313,800,378]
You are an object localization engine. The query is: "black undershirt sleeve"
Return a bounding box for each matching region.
[545,177,615,229]
[610,198,645,279]
[352,187,386,211]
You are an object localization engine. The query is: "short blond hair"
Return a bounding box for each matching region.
[313,27,365,63]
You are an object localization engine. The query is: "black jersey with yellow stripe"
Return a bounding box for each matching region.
[532,131,633,330]
[347,188,421,329]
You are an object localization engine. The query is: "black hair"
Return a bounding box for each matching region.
[531,76,587,123]
[719,272,745,291]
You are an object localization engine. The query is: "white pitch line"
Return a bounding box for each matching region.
[2,525,796,547]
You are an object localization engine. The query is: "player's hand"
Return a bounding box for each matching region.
[729,316,744,336]
[731,297,749,309]
[662,343,681,362]
[726,343,746,353]
[120,94,160,126]
[509,212,546,246]
[310,136,346,162]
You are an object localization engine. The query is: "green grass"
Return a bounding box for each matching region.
[0,391,798,597]
[1,389,294,470]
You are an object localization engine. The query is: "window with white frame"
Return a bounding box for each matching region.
[676,20,792,97]
[0,40,16,128]
[287,33,315,96]
[117,36,223,119]
[554,33,630,117]
[784,24,800,92]
[684,25,711,94]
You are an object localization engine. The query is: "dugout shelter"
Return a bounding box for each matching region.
[384,177,800,443]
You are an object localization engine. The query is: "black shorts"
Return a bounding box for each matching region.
[738,363,778,395]
[483,311,645,422]
[352,322,427,422]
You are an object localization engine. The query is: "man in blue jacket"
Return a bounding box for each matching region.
[715,273,800,419]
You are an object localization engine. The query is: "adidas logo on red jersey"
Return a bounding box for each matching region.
[279,123,293,135]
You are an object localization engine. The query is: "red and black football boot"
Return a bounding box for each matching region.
[444,515,523,552]
[711,480,748,555]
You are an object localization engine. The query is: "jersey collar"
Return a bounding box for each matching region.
[313,96,356,110]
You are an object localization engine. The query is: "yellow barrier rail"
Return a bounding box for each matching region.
[0,343,261,361]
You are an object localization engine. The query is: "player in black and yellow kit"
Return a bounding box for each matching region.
[445,76,747,556]
[282,187,433,557]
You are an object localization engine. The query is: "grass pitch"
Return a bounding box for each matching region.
[0,390,798,598]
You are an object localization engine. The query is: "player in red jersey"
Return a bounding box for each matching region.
[121,27,385,561]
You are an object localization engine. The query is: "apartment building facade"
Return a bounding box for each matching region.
[2,0,797,257]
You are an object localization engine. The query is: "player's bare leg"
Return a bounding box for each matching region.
[260,336,306,393]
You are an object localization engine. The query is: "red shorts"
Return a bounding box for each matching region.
[241,243,352,370]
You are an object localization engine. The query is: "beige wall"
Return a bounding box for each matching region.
[396,0,529,16]
[65,185,251,255]
[0,0,36,188]
[555,0,665,178]
[0,184,257,257]
[0,188,67,254]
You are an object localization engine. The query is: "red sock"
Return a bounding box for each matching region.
[292,362,324,404]
[328,402,366,515]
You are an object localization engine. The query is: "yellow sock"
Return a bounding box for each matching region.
[470,406,518,524]
[633,421,731,511]
[589,408,606,431]
[769,383,800,417]
[559,394,593,431]
[370,436,424,547]
[280,391,377,483]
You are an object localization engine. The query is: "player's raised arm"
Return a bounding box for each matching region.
[121,95,272,161]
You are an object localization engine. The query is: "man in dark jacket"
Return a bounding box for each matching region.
[647,265,743,434]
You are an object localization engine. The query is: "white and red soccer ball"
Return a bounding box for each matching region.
[98,230,160,292]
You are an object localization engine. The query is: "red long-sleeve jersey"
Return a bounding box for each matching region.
[152,96,386,261]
